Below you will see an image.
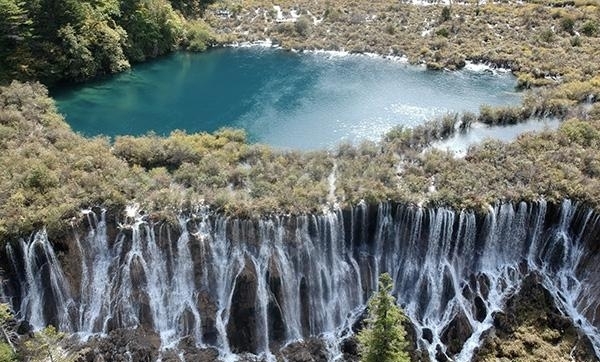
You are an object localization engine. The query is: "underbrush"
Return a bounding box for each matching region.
[2,82,600,243]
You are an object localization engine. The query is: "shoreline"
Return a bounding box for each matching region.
[214,39,527,83]
[0,0,598,237]
[215,38,519,74]
[205,0,599,87]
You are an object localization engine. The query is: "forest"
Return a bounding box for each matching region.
[0,0,214,84]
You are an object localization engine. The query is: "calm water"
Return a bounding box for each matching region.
[433,119,561,157]
[54,48,520,149]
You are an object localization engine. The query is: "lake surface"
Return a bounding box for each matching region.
[54,47,520,149]
[433,118,561,157]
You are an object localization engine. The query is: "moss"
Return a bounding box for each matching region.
[475,275,597,362]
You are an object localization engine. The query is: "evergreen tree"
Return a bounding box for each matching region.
[358,273,410,362]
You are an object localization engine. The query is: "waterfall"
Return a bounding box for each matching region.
[2,200,600,361]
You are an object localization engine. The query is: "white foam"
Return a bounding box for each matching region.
[125,203,140,219]
[226,38,278,48]
[432,118,561,158]
[464,60,511,74]
[273,5,283,21]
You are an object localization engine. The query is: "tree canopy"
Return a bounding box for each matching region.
[358,273,410,362]
[0,0,212,85]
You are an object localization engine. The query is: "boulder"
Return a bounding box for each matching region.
[280,337,328,362]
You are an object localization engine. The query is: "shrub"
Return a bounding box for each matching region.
[275,22,295,35]
[560,16,575,34]
[441,6,451,22]
[295,16,312,37]
[0,304,16,362]
[0,343,15,362]
[459,112,476,133]
[539,28,554,43]
[324,6,343,22]
[185,20,214,52]
[385,23,396,35]
[21,326,83,362]
[436,27,450,38]
[559,119,600,147]
[517,73,534,90]
[581,20,597,36]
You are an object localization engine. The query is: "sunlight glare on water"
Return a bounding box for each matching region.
[54,48,520,149]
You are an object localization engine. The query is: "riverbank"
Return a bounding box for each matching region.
[206,0,600,110]
[1,81,600,242]
[207,0,598,77]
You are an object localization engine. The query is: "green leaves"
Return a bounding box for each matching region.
[358,273,410,362]
[0,0,31,39]
[22,326,84,362]
[0,0,204,84]
[120,0,186,62]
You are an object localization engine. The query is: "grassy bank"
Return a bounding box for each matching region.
[2,81,600,242]
[2,0,600,240]
[206,0,600,116]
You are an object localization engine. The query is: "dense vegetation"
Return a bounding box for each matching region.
[207,0,600,120]
[0,0,599,239]
[2,80,600,242]
[358,273,410,362]
[0,0,215,84]
[1,1,600,361]
[0,304,82,362]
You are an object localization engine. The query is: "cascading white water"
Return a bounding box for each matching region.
[75,209,113,334]
[2,200,600,361]
[5,230,74,332]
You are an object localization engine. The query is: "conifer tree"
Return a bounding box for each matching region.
[358,273,410,362]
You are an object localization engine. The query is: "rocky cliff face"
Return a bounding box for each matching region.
[1,200,600,361]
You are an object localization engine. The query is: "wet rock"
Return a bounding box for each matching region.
[474,296,487,323]
[178,307,198,337]
[129,255,153,330]
[178,336,220,361]
[267,257,285,347]
[80,328,160,362]
[188,230,211,291]
[227,219,259,247]
[422,328,434,344]
[236,353,267,362]
[280,337,328,362]
[441,309,473,357]
[474,273,598,362]
[435,344,451,362]
[16,320,33,336]
[340,336,359,361]
[405,318,429,362]
[197,290,218,345]
[300,277,310,336]
[227,257,259,354]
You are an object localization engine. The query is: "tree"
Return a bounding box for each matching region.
[0,0,31,39]
[358,273,410,362]
[0,304,17,362]
[21,326,84,362]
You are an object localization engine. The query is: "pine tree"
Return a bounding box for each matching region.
[358,273,410,362]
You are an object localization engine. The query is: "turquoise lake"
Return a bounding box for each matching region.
[53,47,520,149]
